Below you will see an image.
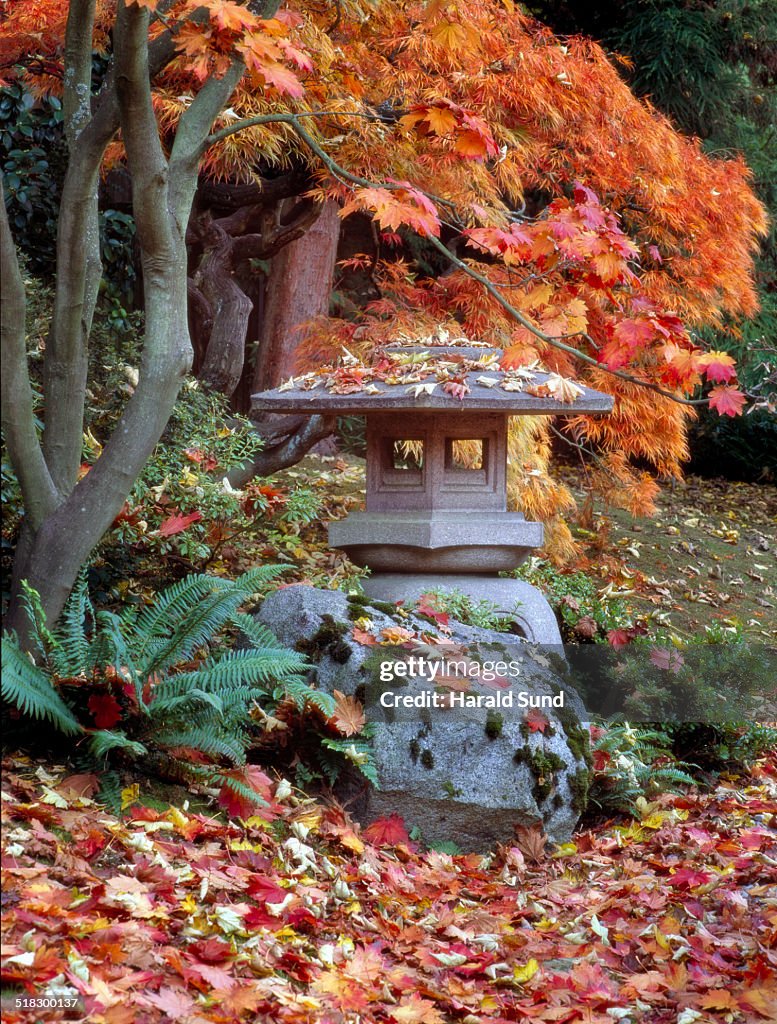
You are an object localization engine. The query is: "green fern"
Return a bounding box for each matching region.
[95,769,124,815]
[320,737,380,787]
[589,721,695,815]
[89,730,148,760]
[1,635,83,735]
[279,677,336,716]
[50,569,93,677]
[18,580,58,663]
[153,724,247,765]
[5,569,367,817]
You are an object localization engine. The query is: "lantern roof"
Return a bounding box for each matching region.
[252,346,614,416]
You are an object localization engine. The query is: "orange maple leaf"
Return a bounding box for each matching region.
[330,690,366,736]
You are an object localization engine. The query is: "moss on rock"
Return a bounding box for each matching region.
[295,615,352,664]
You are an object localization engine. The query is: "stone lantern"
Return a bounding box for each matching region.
[253,347,613,644]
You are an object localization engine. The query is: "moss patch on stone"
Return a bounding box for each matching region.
[514,746,565,802]
[368,599,400,616]
[569,768,591,814]
[485,711,504,740]
[420,748,435,769]
[295,615,352,664]
[556,706,592,766]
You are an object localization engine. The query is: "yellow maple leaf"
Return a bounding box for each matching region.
[513,958,540,984]
[431,20,469,50]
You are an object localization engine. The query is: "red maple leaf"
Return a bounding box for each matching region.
[606,628,633,649]
[217,766,276,819]
[352,625,377,646]
[363,813,409,846]
[668,868,712,890]
[649,647,685,674]
[698,349,737,383]
[708,385,746,417]
[247,875,288,904]
[416,593,450,628]
[158,510,203,537]
[525,708,550,733]
[189,937,234,963]
[87,693,122,729]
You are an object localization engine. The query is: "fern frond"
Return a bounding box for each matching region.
[133,574,227,651]
[150,687,226,716]
[152,649,307,699]
[1,634,83,735]
[320,737,379,786]
[50,569,93,677]
[19,580,57,664]
[154,724,247,764]
[139,587,255,677]
[96,770,124,815]
[90,611,149,714]
[88,730,148,759]
[278,678,335,716]
[231,612,290,650]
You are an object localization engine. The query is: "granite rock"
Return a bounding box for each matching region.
[256,584,590,849]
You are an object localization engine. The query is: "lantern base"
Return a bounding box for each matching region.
[361,574,563,646]
[328,511,543,574]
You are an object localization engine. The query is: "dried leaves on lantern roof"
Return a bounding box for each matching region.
[254,346,614,415]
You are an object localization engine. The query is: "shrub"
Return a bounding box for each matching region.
[509,558,637,641]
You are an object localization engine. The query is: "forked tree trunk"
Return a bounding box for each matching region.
[252,199,340,391]
[1,0,255,639]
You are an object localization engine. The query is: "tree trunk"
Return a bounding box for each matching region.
[196,221,253,395]
[3,2,245,638]
[252,199,340,391]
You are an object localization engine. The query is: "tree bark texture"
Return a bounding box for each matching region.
[253,199,340,391]
[189,196,322,397]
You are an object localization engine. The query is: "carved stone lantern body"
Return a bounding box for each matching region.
[253,347,613,643]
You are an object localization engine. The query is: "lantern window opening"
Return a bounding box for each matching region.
[389,438,425,471]
[445,438,487,472]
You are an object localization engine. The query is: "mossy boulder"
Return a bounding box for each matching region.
[257,584,590,849]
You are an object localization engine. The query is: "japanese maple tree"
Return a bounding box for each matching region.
[0,0,767,633]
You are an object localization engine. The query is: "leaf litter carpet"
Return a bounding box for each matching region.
[1,755,775,1023]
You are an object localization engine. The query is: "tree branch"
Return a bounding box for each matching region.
[0,180,59,526]
[228,415,336,486]
[63,0,96,144]
[211,110,709,409]
[41,0,104,493]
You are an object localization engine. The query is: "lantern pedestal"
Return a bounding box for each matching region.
[328,511,543,573]
[361,574,563,645]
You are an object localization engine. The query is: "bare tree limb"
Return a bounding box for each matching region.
[228,415,337,486]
